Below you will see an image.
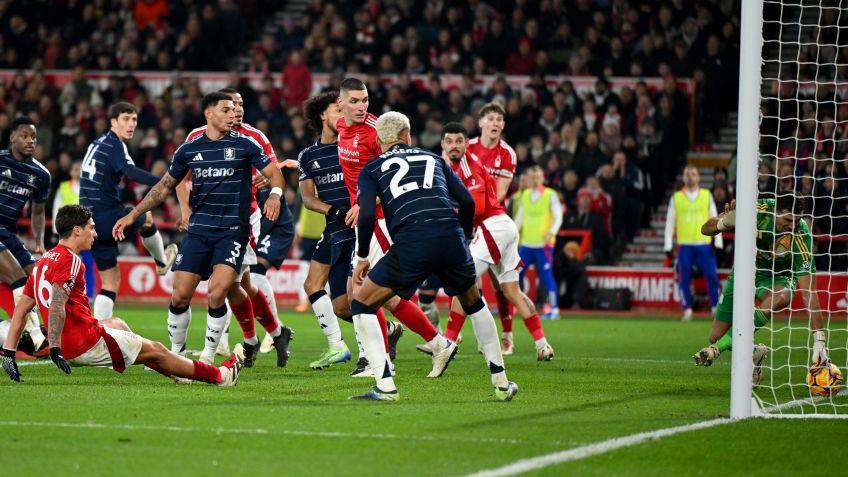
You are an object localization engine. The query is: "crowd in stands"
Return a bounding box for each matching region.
[5,0,814,306]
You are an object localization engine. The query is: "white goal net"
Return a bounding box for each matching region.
[752,0,848,417]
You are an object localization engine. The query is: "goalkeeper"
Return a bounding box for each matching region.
[693,195,829,382]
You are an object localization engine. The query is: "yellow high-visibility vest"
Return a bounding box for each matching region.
[673,189,711,245]
[519,187,555,247]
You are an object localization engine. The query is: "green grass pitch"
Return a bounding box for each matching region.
[2,306,846,476]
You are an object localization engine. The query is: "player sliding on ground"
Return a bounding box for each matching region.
[693,196,830,385]
[1,205,244,386]
[350,112,517,402]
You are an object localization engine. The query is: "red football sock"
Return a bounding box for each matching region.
[230,297,256,340]
[444,310,466,342]
[524,314,545,341]
[251,290,281,333]
[392,299,438,342]
[376,308,389,352]
[191,360,222,384]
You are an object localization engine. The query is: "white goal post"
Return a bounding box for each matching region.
[735,0,848,419]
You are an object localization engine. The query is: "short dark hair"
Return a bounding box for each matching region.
[303,91,340,134]
[218,87,239,96]
[478,101,505,118]
[10,116,35,133]
[441,122,468,139]
[55,205,92,238]
[340,77,367,94]
[201,92,233,111]
[108,102,137,120]
[776,194,808,215]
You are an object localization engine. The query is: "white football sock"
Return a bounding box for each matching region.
[93,293,115,321]
[167,306,192,355]
[535,337,550,351]
[0,320,9,345]
[13,284,45,348]
[251,273,280,319]
[142,231,167,266]
[468,304,509,388]
[352,323,366,360]
[312,293,344,349]
[200,306,229,363]
[354,313,395,392]
[502,331,513,341]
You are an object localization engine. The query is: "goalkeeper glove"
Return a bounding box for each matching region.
[812,329,829,366]
[328,206,351,227]
[50,347,72,375]
[2,348,20,382]
[717,210,736,231]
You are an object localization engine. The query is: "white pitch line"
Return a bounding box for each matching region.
[16,361,51,367]
[0,420,559,447]
[464,418,732,477]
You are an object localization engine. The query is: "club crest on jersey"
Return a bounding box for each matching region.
[224,148,235,159]
[27,174,36,186]
[494,156,501,167]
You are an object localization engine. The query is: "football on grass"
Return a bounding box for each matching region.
[806,363,844,397]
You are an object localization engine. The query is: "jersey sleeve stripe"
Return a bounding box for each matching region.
[500,140,517,161]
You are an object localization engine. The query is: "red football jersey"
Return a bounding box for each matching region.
[24,244,102,359]
[186,123,278,214]
[467,137,517,182]
[336,113,384,217]
[449,154,505,226]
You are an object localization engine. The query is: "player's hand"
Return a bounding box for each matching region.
[178,208,192,232]
[277,159,299,169]
[112,213,136,241]
[328,206,351,227]
[2,348,20,382]
[353,257,370,287]
[263,193,281,222]
[33,242,46,254]
[49,347,71,375]
[345,205,359,227]
[725,199,736,213]
[812,329,830,367]
[252,173,270,189]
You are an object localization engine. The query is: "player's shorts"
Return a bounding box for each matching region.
[352,218,392,268]
[238,245,257,282]
[91,206,147,271]
[253,206,295,269]
[0,227,34,268]
[69,327,143,372]
[368,228,476,300]
[329,239,354,299]
[470,214,522,283]
[420,273,442,291]
[311,234,331,265]
[714,269,798,324]
[173,230,249,280]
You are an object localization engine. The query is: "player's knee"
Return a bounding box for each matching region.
[171,295,191,309]
[303,276,322,295]
[207,288,228,307]
[333,297,352,320]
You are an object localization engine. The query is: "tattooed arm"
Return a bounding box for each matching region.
[113,173,180,241]
[47,283,72,374]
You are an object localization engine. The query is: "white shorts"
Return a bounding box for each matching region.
[238,245,257,281]
[70,327,143,371]
[470,214,521,283]
[353,218,393,268]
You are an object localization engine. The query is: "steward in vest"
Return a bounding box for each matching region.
[663,165,722,321]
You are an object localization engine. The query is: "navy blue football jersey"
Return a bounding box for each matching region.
[0,150,51,230]
[357,145,472,242]
[80,131,159,212]
[297,141,355,244]
[169,131,271,236]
